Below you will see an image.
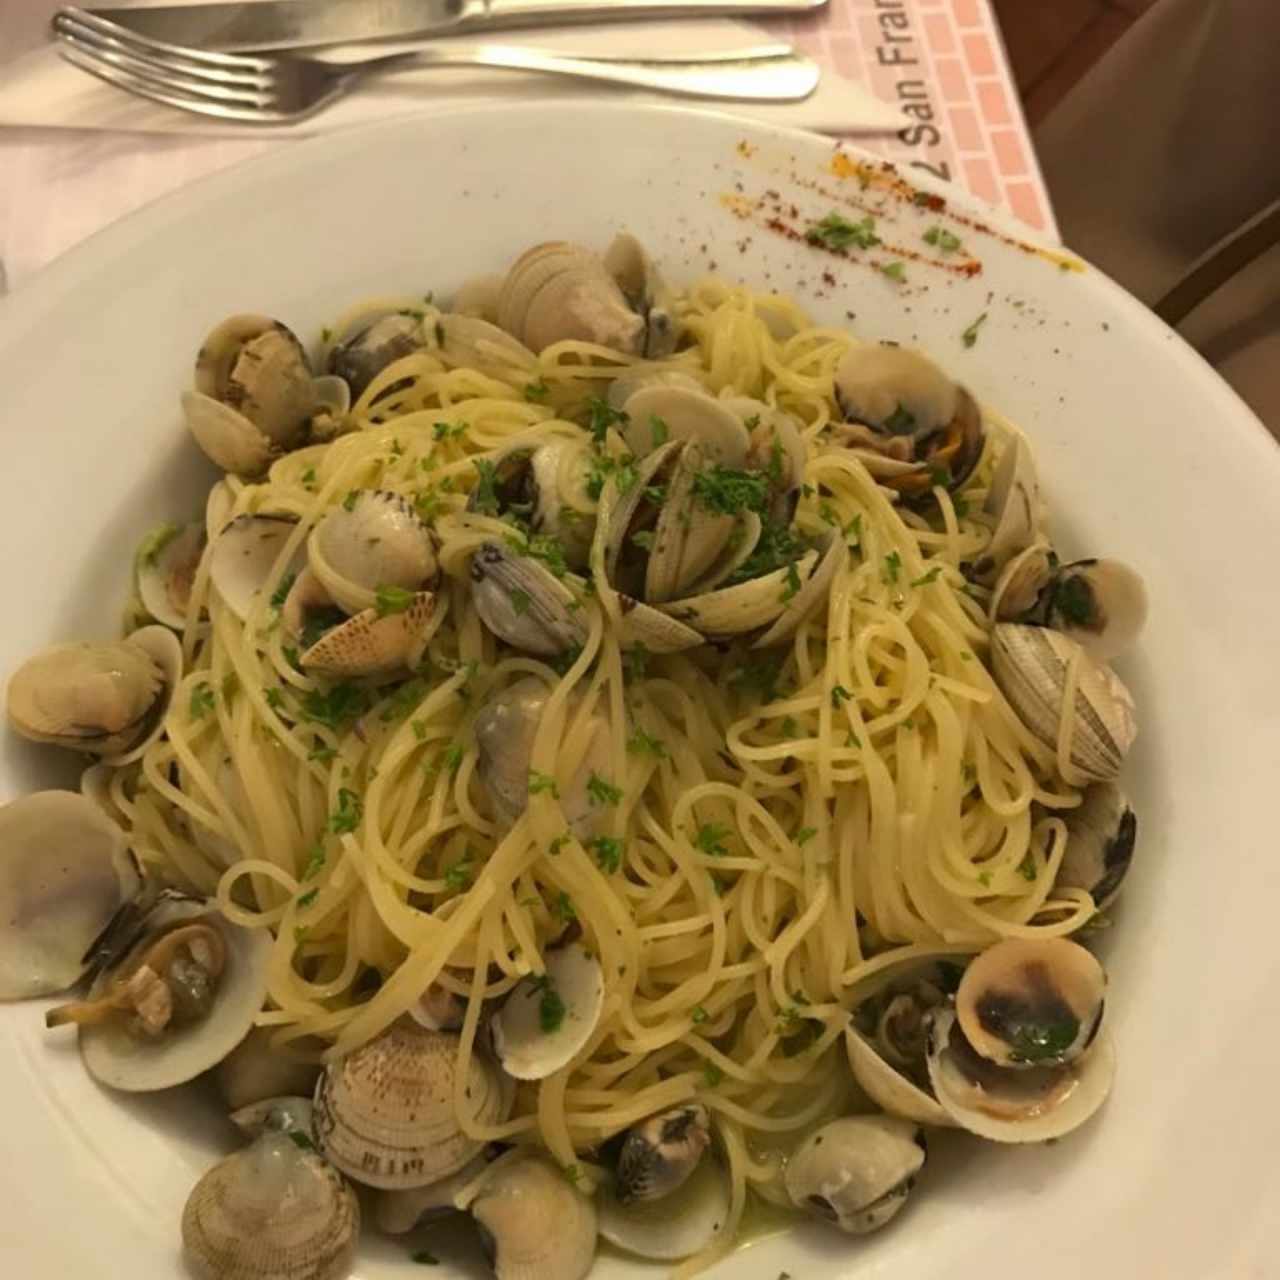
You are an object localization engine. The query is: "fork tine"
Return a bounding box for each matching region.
[53,10,272,89]
[55,44,284,124]
[55,30,273,107]
[54,7,272,72]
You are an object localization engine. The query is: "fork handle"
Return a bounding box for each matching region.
[346,45,820,102]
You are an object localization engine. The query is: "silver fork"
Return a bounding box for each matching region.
[51,7,819,125]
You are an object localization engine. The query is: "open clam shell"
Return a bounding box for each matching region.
[313,1023,506,1190]
[69,895,271,1092]
[456,1151,598,1280]
[989,541,1056,623]
[990,623,1137,783]
[658,548,820,640]
[299,590,435,679]
[599,1154,729,1261]
[1046,557,1149,663]
[436,313,536,375]
[926,1005,1115,1143]
[835,343,959,435]
[327,311,427,400]
[1053,781,1137,909]
[617,597,704,654]
[136,522,207,630]
[208,514,304,623]
[182,1132,359,1280]
[0,791,140,1001]
[491,942,604,1081]
[603,231,680,358]
[605,368,702,413]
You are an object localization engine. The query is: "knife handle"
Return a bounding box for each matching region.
[484,0,829,20]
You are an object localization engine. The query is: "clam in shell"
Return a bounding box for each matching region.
[182,1131,360,1280]
[990,623,1137,784]
[598,1152,729,1262]
[313,1023,506,1189]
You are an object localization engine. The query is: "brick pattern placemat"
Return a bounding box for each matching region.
[763,0,1056,236]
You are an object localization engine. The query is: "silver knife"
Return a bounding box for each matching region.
[82,0,830,52]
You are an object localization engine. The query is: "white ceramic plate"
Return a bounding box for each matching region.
[1,103,1278,1280]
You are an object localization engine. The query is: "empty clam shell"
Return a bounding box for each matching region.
[136,522,206,629]
[457,1151,598,1280]
[328,312,426,400]
[990,623,1137,784]
[313,1023,506,1189]
[616,597,704,654]
[599,1152,729,1261]
[182,1131,359,1280]
[491,942,604,1081]
[0,791,139,1000]
[209,514,304,622]
[299,592,435,678]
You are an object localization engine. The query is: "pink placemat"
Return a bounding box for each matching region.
[762,0,1055,235]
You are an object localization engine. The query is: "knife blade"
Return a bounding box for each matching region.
[82,0,830,53]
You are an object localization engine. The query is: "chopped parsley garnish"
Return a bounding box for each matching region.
[780,716,798,737]
[552,891,576,921]
[528,770,560,797]
[503,530,569,580]
[924,225,963,253]
[297,888,318,908]
[302,682,368,730]
[265,687,286,711]
[702,1061,724,1087]
[831,684,853,709]
[562,1163,582,1186]
[411,1249,441,1265]
[413,486,446,523]
[1052,574,1095,627]
[444,856,473,893]
[845,731,861,748]
[962,312,989,349]
[282,646,301,672]
[523,378,551,404]
[301,844,326,880]
[548,833,571,855]
[725,519,806,586]
[780,560,802,603]
[441,742,464,775]
[910,566,942,588]
[472,458,500,515]
[328,787,363,834]
[883,550,903,584]
[693,823,730,857]
[374,583,415,617]
[586,772,622,807]
[188,682,215,719]
[846,512,864,548]
[627,728,667,758]
[287,1130,316,1152]
[589,836,624,873]
[508,587,532,615]
[535,975,567,1032]
[622,645,652,682]
[727,653,784,703]
[308,740,336,764]
[648,414,670,447]
[270,572,297,610]
[805,211,880,251]
[300,467,317,491]
[795,827,818,847]
[880,261,907,283]
[1018,852,1038,882]
[692,464,769,516]
[342,490,359,512]
[630,530,655,551]
[136,522,179,569]
[584,396,628,447]
[433,420,467,441]
[1007,1016,1081,1064]
[692,1005,709,1024]
[882,403,917,435]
